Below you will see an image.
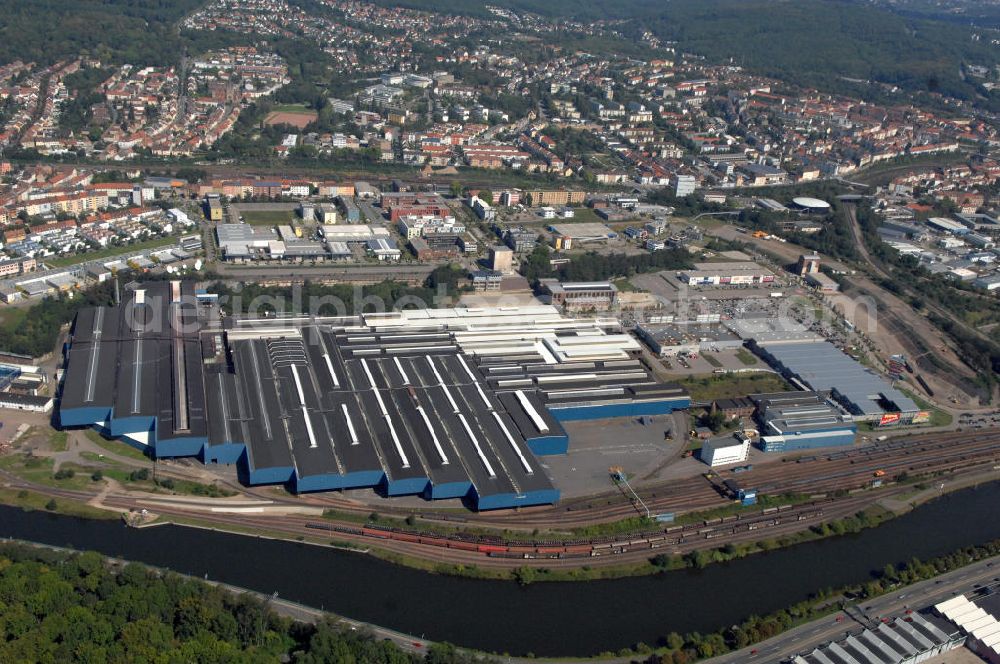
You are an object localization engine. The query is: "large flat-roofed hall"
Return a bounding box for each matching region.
[59,282,691,510]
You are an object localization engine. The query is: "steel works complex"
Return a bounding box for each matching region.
[58,281,690,510]
[56,278,935,510]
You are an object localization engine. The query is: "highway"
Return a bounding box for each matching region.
[706,554,1000,664]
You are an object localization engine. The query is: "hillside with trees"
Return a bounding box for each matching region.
[361,0,998,106]
[0,0,206,67]
[645,0,998,104]
[1,0,996,111]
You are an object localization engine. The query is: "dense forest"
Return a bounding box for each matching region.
[0,0,206,67]
[873,0,1000,30]
[0,541,479,663]
[0,281,116,358]
[646,0,998,104]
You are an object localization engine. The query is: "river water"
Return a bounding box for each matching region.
[2,482,999,656]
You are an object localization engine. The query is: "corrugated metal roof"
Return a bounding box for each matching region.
[759,341,919,416]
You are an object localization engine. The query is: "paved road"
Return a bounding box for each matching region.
[705,554,1000,664]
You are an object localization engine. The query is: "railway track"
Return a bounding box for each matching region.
[148,430,1000,537]
[226,430,1000,535]
[462,430,1000,529]
[3,429,1000,570]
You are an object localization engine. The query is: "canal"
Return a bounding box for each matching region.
[2,483,1000,656]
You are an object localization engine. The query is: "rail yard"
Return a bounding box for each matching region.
[3,425,998,572]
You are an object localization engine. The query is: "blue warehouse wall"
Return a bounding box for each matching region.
[549,398,690,422]
[294,469,386,493]
[59,406,112,428]
[475,488,561,511]
[425,480,473,500]
[526,434,569,456]
[203,442,247,465]
[761,429,857,453]
[155,436,208,459]
[340,469,387,490]
[382,476,430,496]
[245,463,295,486]
[108,413,156,438]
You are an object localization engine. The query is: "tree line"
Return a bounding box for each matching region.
[520,244,692,284]
[0,541,482,663]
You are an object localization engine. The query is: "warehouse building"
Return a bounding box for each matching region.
[790,611,964,664]
[935,593,1000,662]
[0,392,53,413]
[725,317,820,345]
[320,224,391,243]
[700,434,751,467]
[956,212,1000,233]
[805,271,840,293]
[216,224,331,262]
[751,340,921,425]
[539,280,618,311]
[59,286,690,510]
[678,262,776,287]
[751,391,857,452]
[635,321,743,356]
[926,217,969,235]
[549,222,616,244]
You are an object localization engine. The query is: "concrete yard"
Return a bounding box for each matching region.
[658,347,770,376]
[539,415,684,498]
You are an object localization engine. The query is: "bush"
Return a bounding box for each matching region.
[128,469,150,482]
[90,471,103,482]
[53,469,75,480]
[44,499,57,511]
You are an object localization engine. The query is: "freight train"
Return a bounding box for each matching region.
[303,502,827,559]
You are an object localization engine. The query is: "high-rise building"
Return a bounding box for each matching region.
[489,246,514,274]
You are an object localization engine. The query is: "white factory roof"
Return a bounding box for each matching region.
[321,224,390,241]
[361,306,639,364]
[792,196,831,210]
[936,594,1000,657]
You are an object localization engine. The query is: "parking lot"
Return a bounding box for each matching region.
[957,411,1000,429]
[659,347,769,376]
[538,414,687,498]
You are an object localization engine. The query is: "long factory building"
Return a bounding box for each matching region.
[59,282,690,510]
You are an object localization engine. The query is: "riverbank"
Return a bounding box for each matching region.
[0,537,438,659]
[126,473,1000,582]
[3,484,1000,659]
[2,469,997,584]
